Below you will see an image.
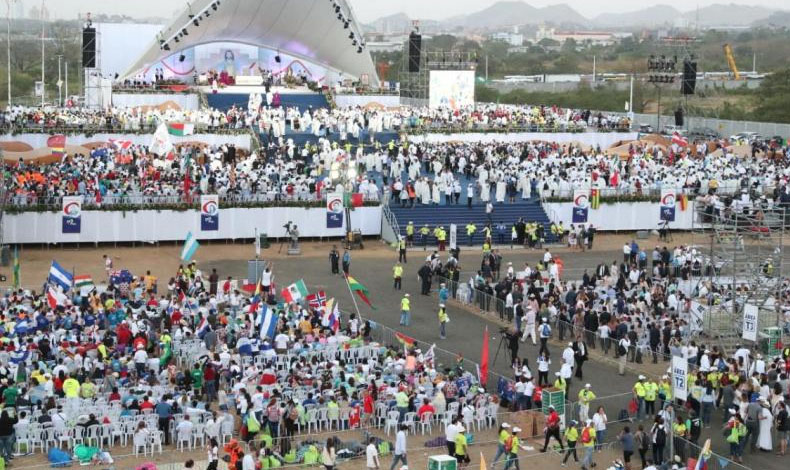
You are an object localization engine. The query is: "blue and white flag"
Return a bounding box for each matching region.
[48,260,73,291]
[259,305,279,340]
[180,231,200,262]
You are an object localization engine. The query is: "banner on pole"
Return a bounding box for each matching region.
[742,304,758,341]
[200,194,219,231]
[672,355,688,402]
[660,189,676,222]
[326,193,344,228]
[449,224,457,249]
[572,190,589,223]
[62,196,83,234]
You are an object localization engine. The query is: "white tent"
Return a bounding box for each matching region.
[120,0,377,82]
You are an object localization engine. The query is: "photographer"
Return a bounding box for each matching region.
[504,328,519,366]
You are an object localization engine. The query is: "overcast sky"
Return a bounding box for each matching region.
[14,0,786,22]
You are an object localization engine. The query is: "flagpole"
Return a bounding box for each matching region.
[343,274,363,323]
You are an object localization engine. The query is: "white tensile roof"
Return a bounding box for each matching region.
[120,0,377,81]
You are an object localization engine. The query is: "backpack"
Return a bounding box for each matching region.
[542,324,551,337]
[504,436,515,453]
[581,427,592,444]
[247,413,261,434]
[689,418,702,440]
[654,427,666,446]
[618,343,627,356]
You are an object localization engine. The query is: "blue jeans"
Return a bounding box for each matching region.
[701,401,713,426]
[582,446,594,469]
[0,434,13,459]
[503,452,520,470]
[493,443,506,465]
[400,311,410,326]
[595,430,606,451]
[440,322,446,338]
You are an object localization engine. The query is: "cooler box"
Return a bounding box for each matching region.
[428,455,457,470]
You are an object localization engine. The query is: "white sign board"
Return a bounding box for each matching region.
[671,356,688,402]
[742,304,758,341]
[429,70,475,110]
[449,223,457,250]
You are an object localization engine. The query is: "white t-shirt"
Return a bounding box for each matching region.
[446,423,459,442]
[274,333,289,350]
[261,271,272,287]
[366,443,379,468]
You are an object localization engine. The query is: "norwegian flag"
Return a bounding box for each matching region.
[109,139,133,152]
[671,132,688,147]
[306,290,327,310]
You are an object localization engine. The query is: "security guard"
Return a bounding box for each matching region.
[406,221,415,247]
[393,262,404,290]
[644,378,658,416]
[672,416,687,460]
[400,293,410,326]
[437,226,447,251]
[398,237,407,263]
[466,222,477,246]
[578,384,596,423]
[438,304,449,339]
[420,224,431,250]
[562,420,580,465]
[658,374,672,410]
[633,375,647,420]
[553,371,567,395]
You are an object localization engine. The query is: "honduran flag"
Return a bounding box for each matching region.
[48,260,73,291]
[259,305,279,340]
[196,317,211,339]
[167,122,195,136]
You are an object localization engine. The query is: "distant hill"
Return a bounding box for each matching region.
[754,10,790,27]
[593,5,682,27]
[684,3,776,26]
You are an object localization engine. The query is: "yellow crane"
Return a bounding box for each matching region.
[723,43,740,80]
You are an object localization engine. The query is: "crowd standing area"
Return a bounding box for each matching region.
[3,105,790,211]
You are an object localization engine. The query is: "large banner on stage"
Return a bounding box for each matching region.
[572,190,589,223]
[429,70,475,110]
[326,193,344,228]
[201,195,219,231]
[660,189,676,222]
[62,196,83,234]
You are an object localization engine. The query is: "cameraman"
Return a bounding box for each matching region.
[504,328,519,366]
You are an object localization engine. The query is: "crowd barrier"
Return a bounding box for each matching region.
[3,131,253,150]
[408,131,637,148]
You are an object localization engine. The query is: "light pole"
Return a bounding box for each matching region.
[57,54,62,107]
[39,0,44,107]
[5,0,11,105]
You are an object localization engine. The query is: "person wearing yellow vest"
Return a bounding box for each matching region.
[398,238,407,263]
[644,379,658,416]
[454,424,470,467]
[492,422,512,466]
[466,222,477,246]
[400,294,410,326]
[405,221,415,247]
[393,263,403,291]
[420,224,430,250]
[580,420,596,470]
[563,420,580,465]
[437,227,446,251]
[578,384,596,422]
[554,371,567,395]
[438,304,449,339]
[503,426,523,470]
[672,415,687,461]
[658,375,672,410]
[633,375,647,420]
[63,374,80,398]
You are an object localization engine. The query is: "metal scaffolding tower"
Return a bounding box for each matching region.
[692,204,785,354]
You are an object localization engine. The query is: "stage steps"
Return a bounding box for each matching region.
[206,92,329,112]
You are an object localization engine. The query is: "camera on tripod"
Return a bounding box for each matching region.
[283,221,293,234]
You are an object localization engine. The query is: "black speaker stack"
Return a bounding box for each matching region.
[82,26,96,68]
[408,31,422,73]
[682,59,697,95]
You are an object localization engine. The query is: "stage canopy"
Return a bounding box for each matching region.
[120,0,377,82]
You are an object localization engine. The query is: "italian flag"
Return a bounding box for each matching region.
[167,122,195,136]
[281,279,308,303]
[346,274,374,309]
[74,275,94,289]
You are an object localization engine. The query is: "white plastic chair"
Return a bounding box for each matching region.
[403,412,417,434]
[133,430,149,457]
[86,424,102,447]
[462,406,475,432]
[149,430,164,455]
[220,416,234,444]
[176,426,194,451]
[71,426,86,447]
[474,407,487,430]
[420,412,434,435]
[193,424,206,447]
[384,410,400,435]
[306,408,320,433]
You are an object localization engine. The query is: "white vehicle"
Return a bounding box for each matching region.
[729,132,761,143]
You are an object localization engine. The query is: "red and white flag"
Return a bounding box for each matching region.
[671,132,688,147]
[47,286,68,309]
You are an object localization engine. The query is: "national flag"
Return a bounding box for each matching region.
[12,246,20,289]
[167,122,195,136]
[395,332,415,348]
[322,299,341,332]
[47,134,66,158]
[281,279,308,303]
[13,319,31,336]
[196,317,210,339]
[46,286,68,309]
[183,151,193,200]
[344,192,364,208]
[48,260,73,291]
[180,231,200,261]
[74,275,94,289]
[480,326,490,386]
[248,279,263,313]
[109,139,133,152]
[424,343,436,363]
[590,188,600,210]
[306,290,327,310]
[672,132,689,147]
[346,274,374,308]
[259,305,279,340]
